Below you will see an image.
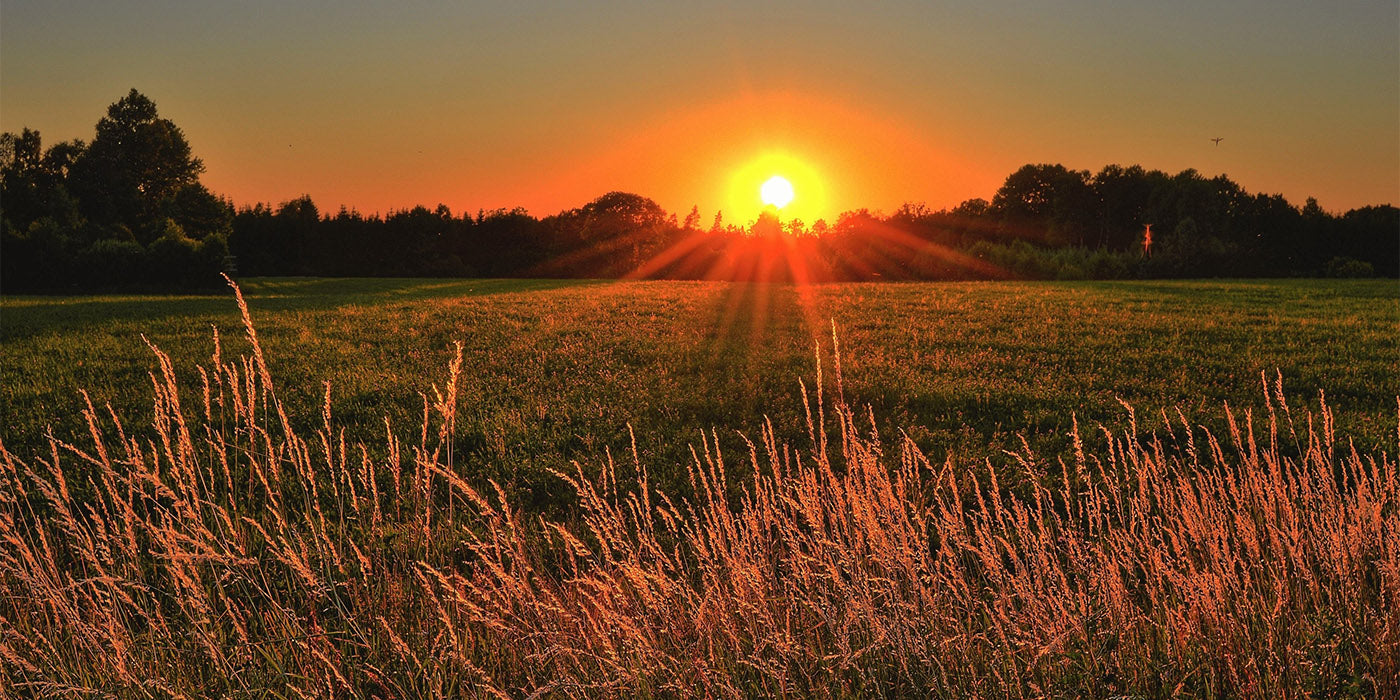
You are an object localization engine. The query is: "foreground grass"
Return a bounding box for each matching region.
[0,279,1395,698]
[3,277,1395,509]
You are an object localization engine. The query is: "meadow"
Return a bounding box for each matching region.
[1,277,1397,697]
[3,277,1395,506]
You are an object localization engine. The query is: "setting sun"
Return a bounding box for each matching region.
[760,175,795,209]
[726,151,828,224]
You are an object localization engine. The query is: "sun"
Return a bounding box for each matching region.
[760,175,795,209]
[726,152,825,223]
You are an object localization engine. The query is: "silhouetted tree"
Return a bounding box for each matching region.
[545,192,674,275]
[952,198,990,218]
[1337,205,1399,276]
[69,89,205,237]
[1,129,85,231]
[710,210,725,234]
[752,209,783,239]
[991,164,1096,246]
[167,183,234,240]
[1091,164,1159,250]
[469,207,545,276]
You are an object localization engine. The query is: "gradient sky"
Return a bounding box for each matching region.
[3,1,1396,223]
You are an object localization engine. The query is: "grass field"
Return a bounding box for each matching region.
[2,277,1395,506]
[2,277,1397,697]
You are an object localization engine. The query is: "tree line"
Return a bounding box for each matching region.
[3,90,1395,292]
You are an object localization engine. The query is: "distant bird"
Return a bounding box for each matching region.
[1211,137,1224,146]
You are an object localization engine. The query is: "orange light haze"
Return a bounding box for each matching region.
[529,93,993,226]
[3,3,1395,217]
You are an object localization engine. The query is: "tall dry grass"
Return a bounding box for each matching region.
[0,278,1395,698]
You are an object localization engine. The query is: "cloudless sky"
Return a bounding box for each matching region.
[3,1,1396,223]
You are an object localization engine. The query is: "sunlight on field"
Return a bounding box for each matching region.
[3,278,1395,488]
[0,276,1394,697]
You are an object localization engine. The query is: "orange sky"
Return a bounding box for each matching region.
[3,2,1396,222]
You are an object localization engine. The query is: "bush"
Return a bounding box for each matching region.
[74,239,145,288]
[968,240,1136,280]
[1325,256,1375,278]
[145,220,201,285]
[196,234,231,282]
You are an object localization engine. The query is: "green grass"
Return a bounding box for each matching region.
[3,277,1395,508]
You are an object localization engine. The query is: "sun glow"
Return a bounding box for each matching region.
[726,152,828,225]
[760,175,795,209]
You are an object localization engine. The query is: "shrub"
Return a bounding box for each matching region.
[1326,256,1375,278]
[74,238,145,288]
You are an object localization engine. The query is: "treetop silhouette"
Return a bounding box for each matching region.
[2,90,1395,291]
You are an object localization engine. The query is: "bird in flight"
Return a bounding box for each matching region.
[1211,137,1224,146]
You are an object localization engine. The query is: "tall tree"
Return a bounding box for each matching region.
[0,129,50,228]
[69,89,205,238]
[1,129,86,231]
[1091,164,1160,250]
[990,164,1095,246]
